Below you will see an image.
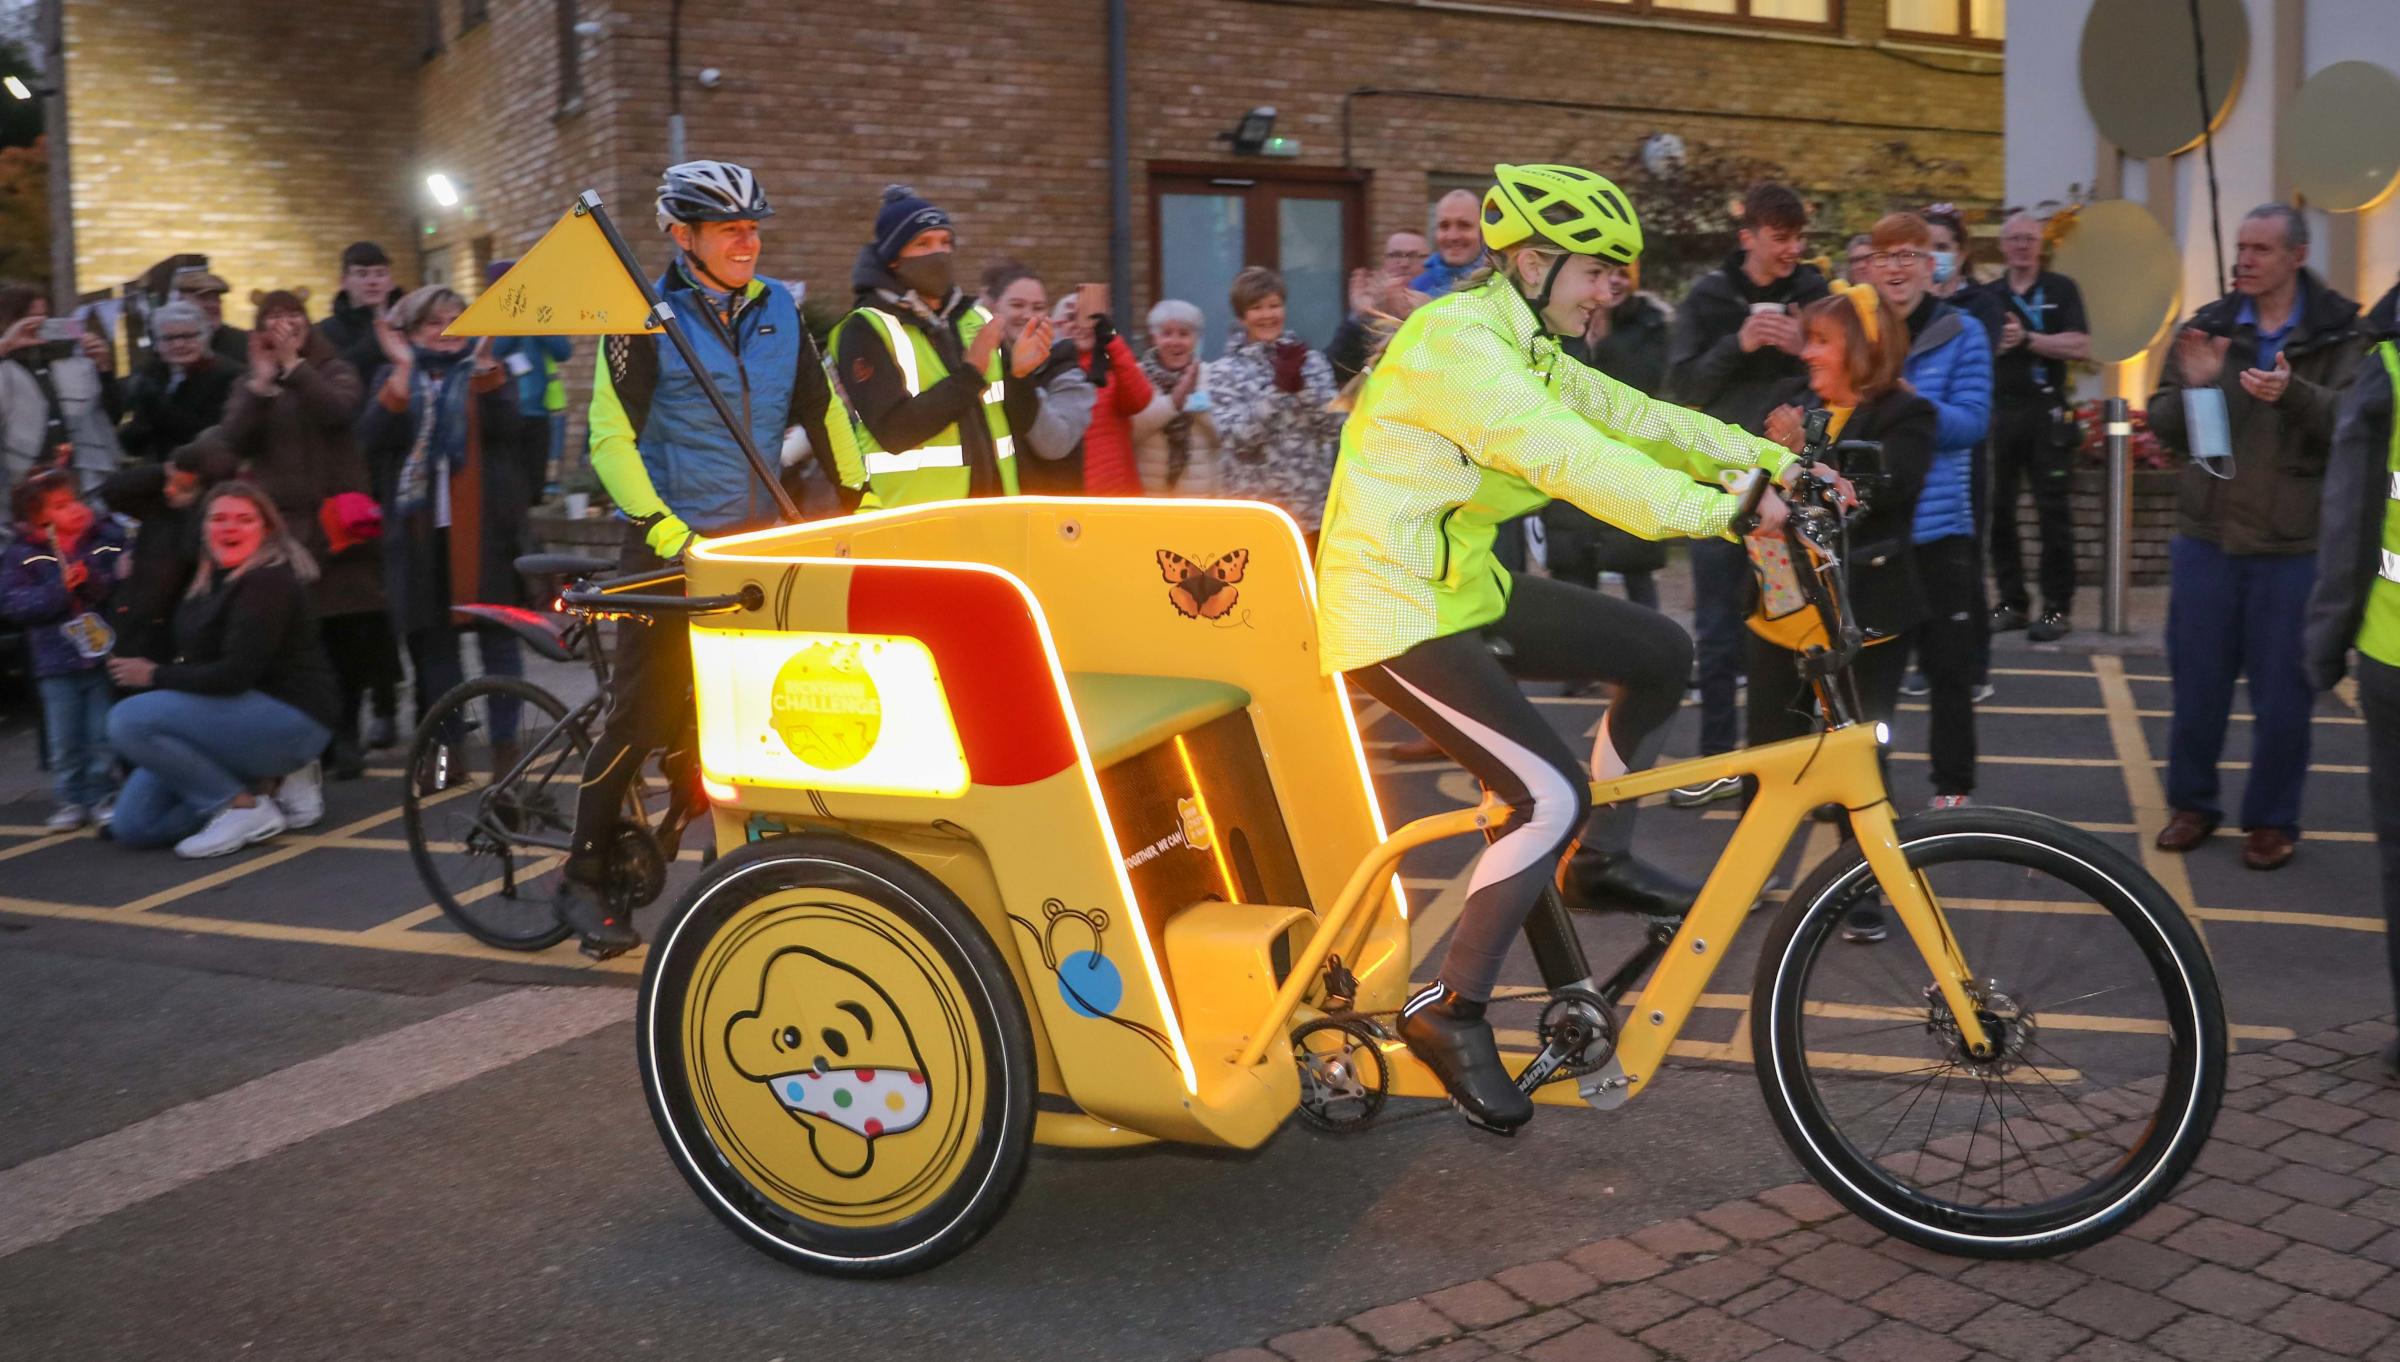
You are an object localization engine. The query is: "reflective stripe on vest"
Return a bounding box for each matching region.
[858,307,923,394]
[2358,343,2400,668]
[862,434,1014,476]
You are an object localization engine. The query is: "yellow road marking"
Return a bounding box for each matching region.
[362,852,571,938]
[114,800,442,916]
[2090,655,2204,941]
[0,828,94,862]
[0,894,639,972]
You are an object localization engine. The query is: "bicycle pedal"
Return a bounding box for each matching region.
[577,935,639,962]
[1451,1099,1521,1137]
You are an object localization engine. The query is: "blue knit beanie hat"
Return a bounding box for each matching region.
[872,184,952,266]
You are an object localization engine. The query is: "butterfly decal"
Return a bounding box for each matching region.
[1158,548,1248,620]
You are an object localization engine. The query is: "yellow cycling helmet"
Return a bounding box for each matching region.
[1480,164,1644,264]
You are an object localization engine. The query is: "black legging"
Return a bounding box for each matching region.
[566,527,701,880]
[1346,573,1692,1000]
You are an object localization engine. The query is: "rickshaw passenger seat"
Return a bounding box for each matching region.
[1065,673,1253,769]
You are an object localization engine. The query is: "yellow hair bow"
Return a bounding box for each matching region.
[1828,278,1880,348]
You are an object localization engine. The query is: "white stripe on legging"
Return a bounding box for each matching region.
[1386,670,1581,897]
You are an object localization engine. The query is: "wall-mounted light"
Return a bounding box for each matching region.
[426,172,461,207]
[3,76,30,102]
[1222,106,1277,156]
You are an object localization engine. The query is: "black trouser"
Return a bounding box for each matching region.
[1990,400,2077,617]
[319,609,402,743]
[566,528,700,879]
[1907,536,1982,797]
[1542,504,1661,610]
[1347,574,1691,1000]
[1689,536,1749,756]
[2360,656,2400,1017]
[1745,630,1910,753]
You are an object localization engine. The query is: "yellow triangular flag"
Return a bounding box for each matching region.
[447,202,659,337]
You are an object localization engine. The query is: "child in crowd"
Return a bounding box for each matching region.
[1,469,125,829]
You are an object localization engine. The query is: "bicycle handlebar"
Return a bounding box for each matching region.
[558,565,765,620]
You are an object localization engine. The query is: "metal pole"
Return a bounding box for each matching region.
[665,0,686,165]
[578,190,800,523]
[2103,395,2130,636]
[1105,0,1132,316]
[39,0,72,311]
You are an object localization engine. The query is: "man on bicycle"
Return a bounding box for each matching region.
[552,159,862,958]
[1317,163,1814,1131]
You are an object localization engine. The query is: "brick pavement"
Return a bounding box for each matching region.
[1206,1017,2400,1362]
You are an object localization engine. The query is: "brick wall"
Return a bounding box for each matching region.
[62,0,422,310]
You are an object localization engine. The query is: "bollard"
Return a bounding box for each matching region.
[2103,396,2130,636]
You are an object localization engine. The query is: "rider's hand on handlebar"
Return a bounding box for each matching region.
[1784,460,1859,509]
[1747,486,1791,539]
[643,513,703,562]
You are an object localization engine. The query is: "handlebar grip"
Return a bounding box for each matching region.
[559,582,765,619]
[1727,469,1773,537]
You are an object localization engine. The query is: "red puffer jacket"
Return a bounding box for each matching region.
[1080,334,1163,496]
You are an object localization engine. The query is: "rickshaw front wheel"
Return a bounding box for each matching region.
[639,831,1037,1277]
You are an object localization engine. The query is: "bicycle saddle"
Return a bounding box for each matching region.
[516,552,617,580]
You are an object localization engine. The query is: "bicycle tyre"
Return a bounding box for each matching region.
[402,675,582,951]
[640,832,1037,1277]
[1751,806,2225,1258]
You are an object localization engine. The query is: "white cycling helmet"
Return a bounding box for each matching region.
[656,160,774,232]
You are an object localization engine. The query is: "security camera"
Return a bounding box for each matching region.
[697,67,723,89]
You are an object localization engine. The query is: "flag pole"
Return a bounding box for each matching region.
[576,189,801,524]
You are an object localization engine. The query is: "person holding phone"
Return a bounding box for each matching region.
[972,261,1097,499]
[833,185,1063,509]
[1209,266,1344,534]
[1316,164,1811,1130]
[0,285,122,497]
[2148,204,2368,870]
[1048,283,1166,497]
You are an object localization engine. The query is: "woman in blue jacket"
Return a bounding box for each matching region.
[1871,212,1992,808]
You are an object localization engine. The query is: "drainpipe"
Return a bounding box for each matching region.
[40,0,71,310]
[1106,0,1131,317]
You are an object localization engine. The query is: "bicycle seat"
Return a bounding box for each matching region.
[451,603,579,663]
[1065,672,1252,769]
[516,552,617,580]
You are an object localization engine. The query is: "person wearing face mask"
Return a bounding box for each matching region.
[1316,164,1817,1132]
[833,185,1061,509]
[1869,212,1992,819]
[552,160,863,957]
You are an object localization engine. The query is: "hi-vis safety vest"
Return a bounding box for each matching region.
[834,303,1015,508]
[2359,342,2400,669]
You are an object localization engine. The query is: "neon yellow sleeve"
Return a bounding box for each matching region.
[1548,344,1798,486]
[587,345,670,525]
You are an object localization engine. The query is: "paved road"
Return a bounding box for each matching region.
[0,631,2386,1361]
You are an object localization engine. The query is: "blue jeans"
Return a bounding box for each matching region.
[407,625,526,743]
[37,669,114,808]
[108,690,331,849]
[2165,535,2317,834]
[1688,536,1748,756]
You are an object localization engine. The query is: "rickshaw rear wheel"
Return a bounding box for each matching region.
[639,832,1037,1277]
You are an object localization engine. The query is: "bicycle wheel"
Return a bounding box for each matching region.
[1752,806,2224,1258]
[640,832,1037,1277]
[402,676,585,951]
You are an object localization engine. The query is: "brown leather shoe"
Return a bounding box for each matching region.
[1388,735,1446,763]
[2154,809,2220,853]
[2242,828,2296,871]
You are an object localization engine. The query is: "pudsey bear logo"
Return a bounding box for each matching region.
[724,947,933,1178]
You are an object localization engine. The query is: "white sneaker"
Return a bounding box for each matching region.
[275,761,325,830]
[174,800,288,859]
[43,803,87,833]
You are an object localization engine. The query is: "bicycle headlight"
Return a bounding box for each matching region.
[1875,722,1890,747]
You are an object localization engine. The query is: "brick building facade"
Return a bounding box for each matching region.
[62,0,2001,414]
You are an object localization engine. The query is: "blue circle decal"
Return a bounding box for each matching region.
[1057,950,1124,1018]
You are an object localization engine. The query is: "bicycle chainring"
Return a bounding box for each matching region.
[1291,1017,1391,1134]
[604,826,669,913]
[1533,989,1620,1081]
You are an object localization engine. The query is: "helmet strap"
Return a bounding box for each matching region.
[1522,250,1572,329]
[680,238,742,297]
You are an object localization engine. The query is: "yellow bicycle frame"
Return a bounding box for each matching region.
[1238,720,1994,1105]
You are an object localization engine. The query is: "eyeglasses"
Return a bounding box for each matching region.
[1383,248,1429,262]
[156,331,203,343]
[1868,250,1932,268]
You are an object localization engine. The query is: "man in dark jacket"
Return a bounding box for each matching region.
[1550,274,1673,614]
[1665,182,1829,806]
[314,241,398,412]
[2302,274,2400,1075]
[2149,204,2367,870]
[1327,230,1429,385]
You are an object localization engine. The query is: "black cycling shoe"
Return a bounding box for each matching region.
[1558,847,1700,919]
[554,877,641,960]
[1398,984,1532,1133]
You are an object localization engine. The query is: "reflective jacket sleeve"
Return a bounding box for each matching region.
[833,314,984,454]
[587,334,671,527]
[1398,320,1747,542]
[1549,343,1796,486]
[784,328,864,501]
[2303,367,2392,690]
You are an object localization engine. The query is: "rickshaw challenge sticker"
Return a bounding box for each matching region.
[770,641,882,770]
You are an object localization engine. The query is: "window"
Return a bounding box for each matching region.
[1149,167,1364,354]
[1888,0,2003,43]
[555,0,585,113]
[1649,0,1835,24]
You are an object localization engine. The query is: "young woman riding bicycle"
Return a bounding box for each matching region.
[1315,163,1833,1131]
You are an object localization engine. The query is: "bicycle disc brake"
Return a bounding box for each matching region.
[1291,1017,1390,1134]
